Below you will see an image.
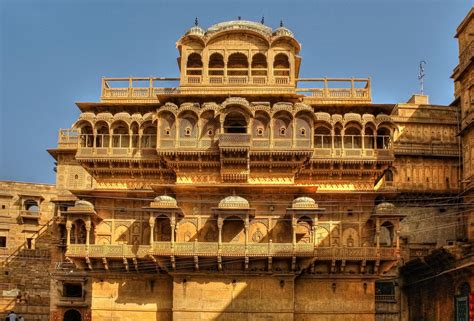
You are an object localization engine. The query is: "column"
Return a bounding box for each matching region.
[149,214,155,245]
[217,216,223,247]
[375,218,381,249]
[85,218,91,247]
[292,118,296,148]
[175,118,180,148]
[244,217,249,247]
[170,213,176,244]
[269,118,274,148]
[292,217,297,246]
[66,220,72,246]
[138,129,143,155]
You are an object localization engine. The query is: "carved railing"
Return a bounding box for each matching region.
[296,78,371,103]
[67,243,398,261]
[219,134,252,148]
[75,134,157,159]
[101,77,180,101]
[313,135,394,160]
[58,129,80,148]
[394,141,459,157]
[375,294,396,302]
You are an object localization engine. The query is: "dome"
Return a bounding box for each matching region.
[218,195,250,209]
[375,202,396,215]
[185,25,205,37]
[292,197,318,209]
[151,195,178,208]
[74,200,94,209]
[207,20,273,37]
[272,26,294,38]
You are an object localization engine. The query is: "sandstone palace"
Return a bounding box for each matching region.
[1,8,474,321]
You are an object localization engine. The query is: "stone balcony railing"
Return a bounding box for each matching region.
[98,77,372,103]
[66,243,398,261]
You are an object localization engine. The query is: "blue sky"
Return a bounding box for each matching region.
[0,0,472,184]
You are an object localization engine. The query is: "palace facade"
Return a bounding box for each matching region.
[1,8,473,321]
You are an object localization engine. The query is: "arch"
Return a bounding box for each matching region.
[155,216,171,242]
[179,111,198,139]
[342,228,359,247]
[141,121,157,148]
[273,53,290,77]
[159,112,176,142]
[251,53,267,76]
[377,127,391,149]
[384,169,394,182]
[253,113,270,139]
[24,199,39,213]
[177,221,197,242]
[63,309,82,321]
[111,120,129,148]
[295,216,313,244]
[222,216,245,243]
[227,52,248,76]
[186,53,203,68]
[380,221,394,247]
[295,115,312,139]
[364,127,375,149]
[224,112,247,134]
[344,126,362,149]
[209,52,224,76]
[314,125,331,149]
[94,121,110,148]
[71,219,87,245]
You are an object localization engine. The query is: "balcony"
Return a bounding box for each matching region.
[219,133,252,150]
[296,78,371,104]
[67,242,397,261]
[100,77,180,102]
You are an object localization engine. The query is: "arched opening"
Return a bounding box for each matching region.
[208,53,224,76]
[224,112,247,134]
[24,199,39,213]
[273,53,290,76]
[111,121,129,148]
[186,53,203,75]
[71,219,87,245]
[78,122,93,147]
[272,219,292,243]
[380,221,394,247]
[314,126,331,148]
[227,53,248,76]
[251,53,267,76]
[222,216,245,243]
[364,127,375,149]
[63,309,82,321]
[377,127,391,149]
[344,126,362,149]
[334,124,343,148]
[95,121,109,148]
[141,124,157,148]
[295,217,313,243]
[155,216,171,242]
[385,169,394,182]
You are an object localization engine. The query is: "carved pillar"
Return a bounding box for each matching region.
[375,218,381,248]
[292,217,297,246]
[170,213,176,244]
[128,129,132,153]
[156,118,161,148]
[269,118,274,148]
[138,128,143,152]
[66,220,72,246]
[149,214,155,244]
[244,217,249,247]
[175,117,180,148]
[292,117,296,148]
[217,216,223,247]
[85,218,91,247]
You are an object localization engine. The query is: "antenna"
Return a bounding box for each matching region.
[194,17,199,27]
[261,16,265,24]
[418,60,427,95]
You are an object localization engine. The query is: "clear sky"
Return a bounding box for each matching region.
[0,0,472,184]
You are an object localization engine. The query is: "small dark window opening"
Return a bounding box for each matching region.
[26,238,33,249]
[1,205,5,209]
[347,209,354,217]
[0,237,6,248]
[63,283,83,298]
[376,282,395,295]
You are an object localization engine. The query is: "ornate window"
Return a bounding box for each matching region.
[280,127,286,136]
[257,127,264,136]
[300,128,306,136]
[165,128,171,136]
[184,127,192,136]
[207,128,213,136]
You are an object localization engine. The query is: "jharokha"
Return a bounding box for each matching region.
[1,10,474,321]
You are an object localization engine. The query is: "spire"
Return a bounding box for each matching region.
[280,20,284,27]
[261,16,265,24]
[238,16,241,20]
[194,17,199,26]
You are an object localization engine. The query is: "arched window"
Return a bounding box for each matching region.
[364,127,375,149]
[112,123,129,148]
[227,53,248,76]
[273,53,290,76]
[78,123,93,147]
[224,112,247,134]
[385,169,394,182]
[95,122,109,148]
[24,200,39,213]
[380,222,394,247]
[314,126,331,148]
[377,127,391,149]
[251,53,267,76]
[63,309,82,321]
[208,53,224,76]
[344,127,362,149]
[186,53,203,75]
[141,125,157,148]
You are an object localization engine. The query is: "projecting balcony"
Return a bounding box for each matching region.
[218,133,252,150]
[312,135,394,161]
[66,242,398,261]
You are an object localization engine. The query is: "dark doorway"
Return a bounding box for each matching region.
[224,112,247,133]
[63,309,82,321]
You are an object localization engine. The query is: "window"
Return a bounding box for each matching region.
[63,283,83,298]
[207,128,213,136]
[300,128,306,136]
[26,238,33,249]
[0,237,6,248]
[375,282,395,302]
[1,205,5,209]
[165,128,171,136]
[184,127,192,136]
[280,127,286,136]
[257,127,264,136]
[24,200,39,213]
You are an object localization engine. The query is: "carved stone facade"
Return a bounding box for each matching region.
[0,13,472,321]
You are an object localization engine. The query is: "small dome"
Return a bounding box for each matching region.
[272,26,294,38]
[151,195,177,208]
[74,200,94,209]
[375,202,396,214]
[185,25,205,37]
[292,197,318,209]
[218,195,249,209]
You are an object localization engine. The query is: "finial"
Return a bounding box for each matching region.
[280,20,284,27]
[261,16,265,24]
[238,16,241,20]
[418,60,427,95]
[194,17,199,26]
